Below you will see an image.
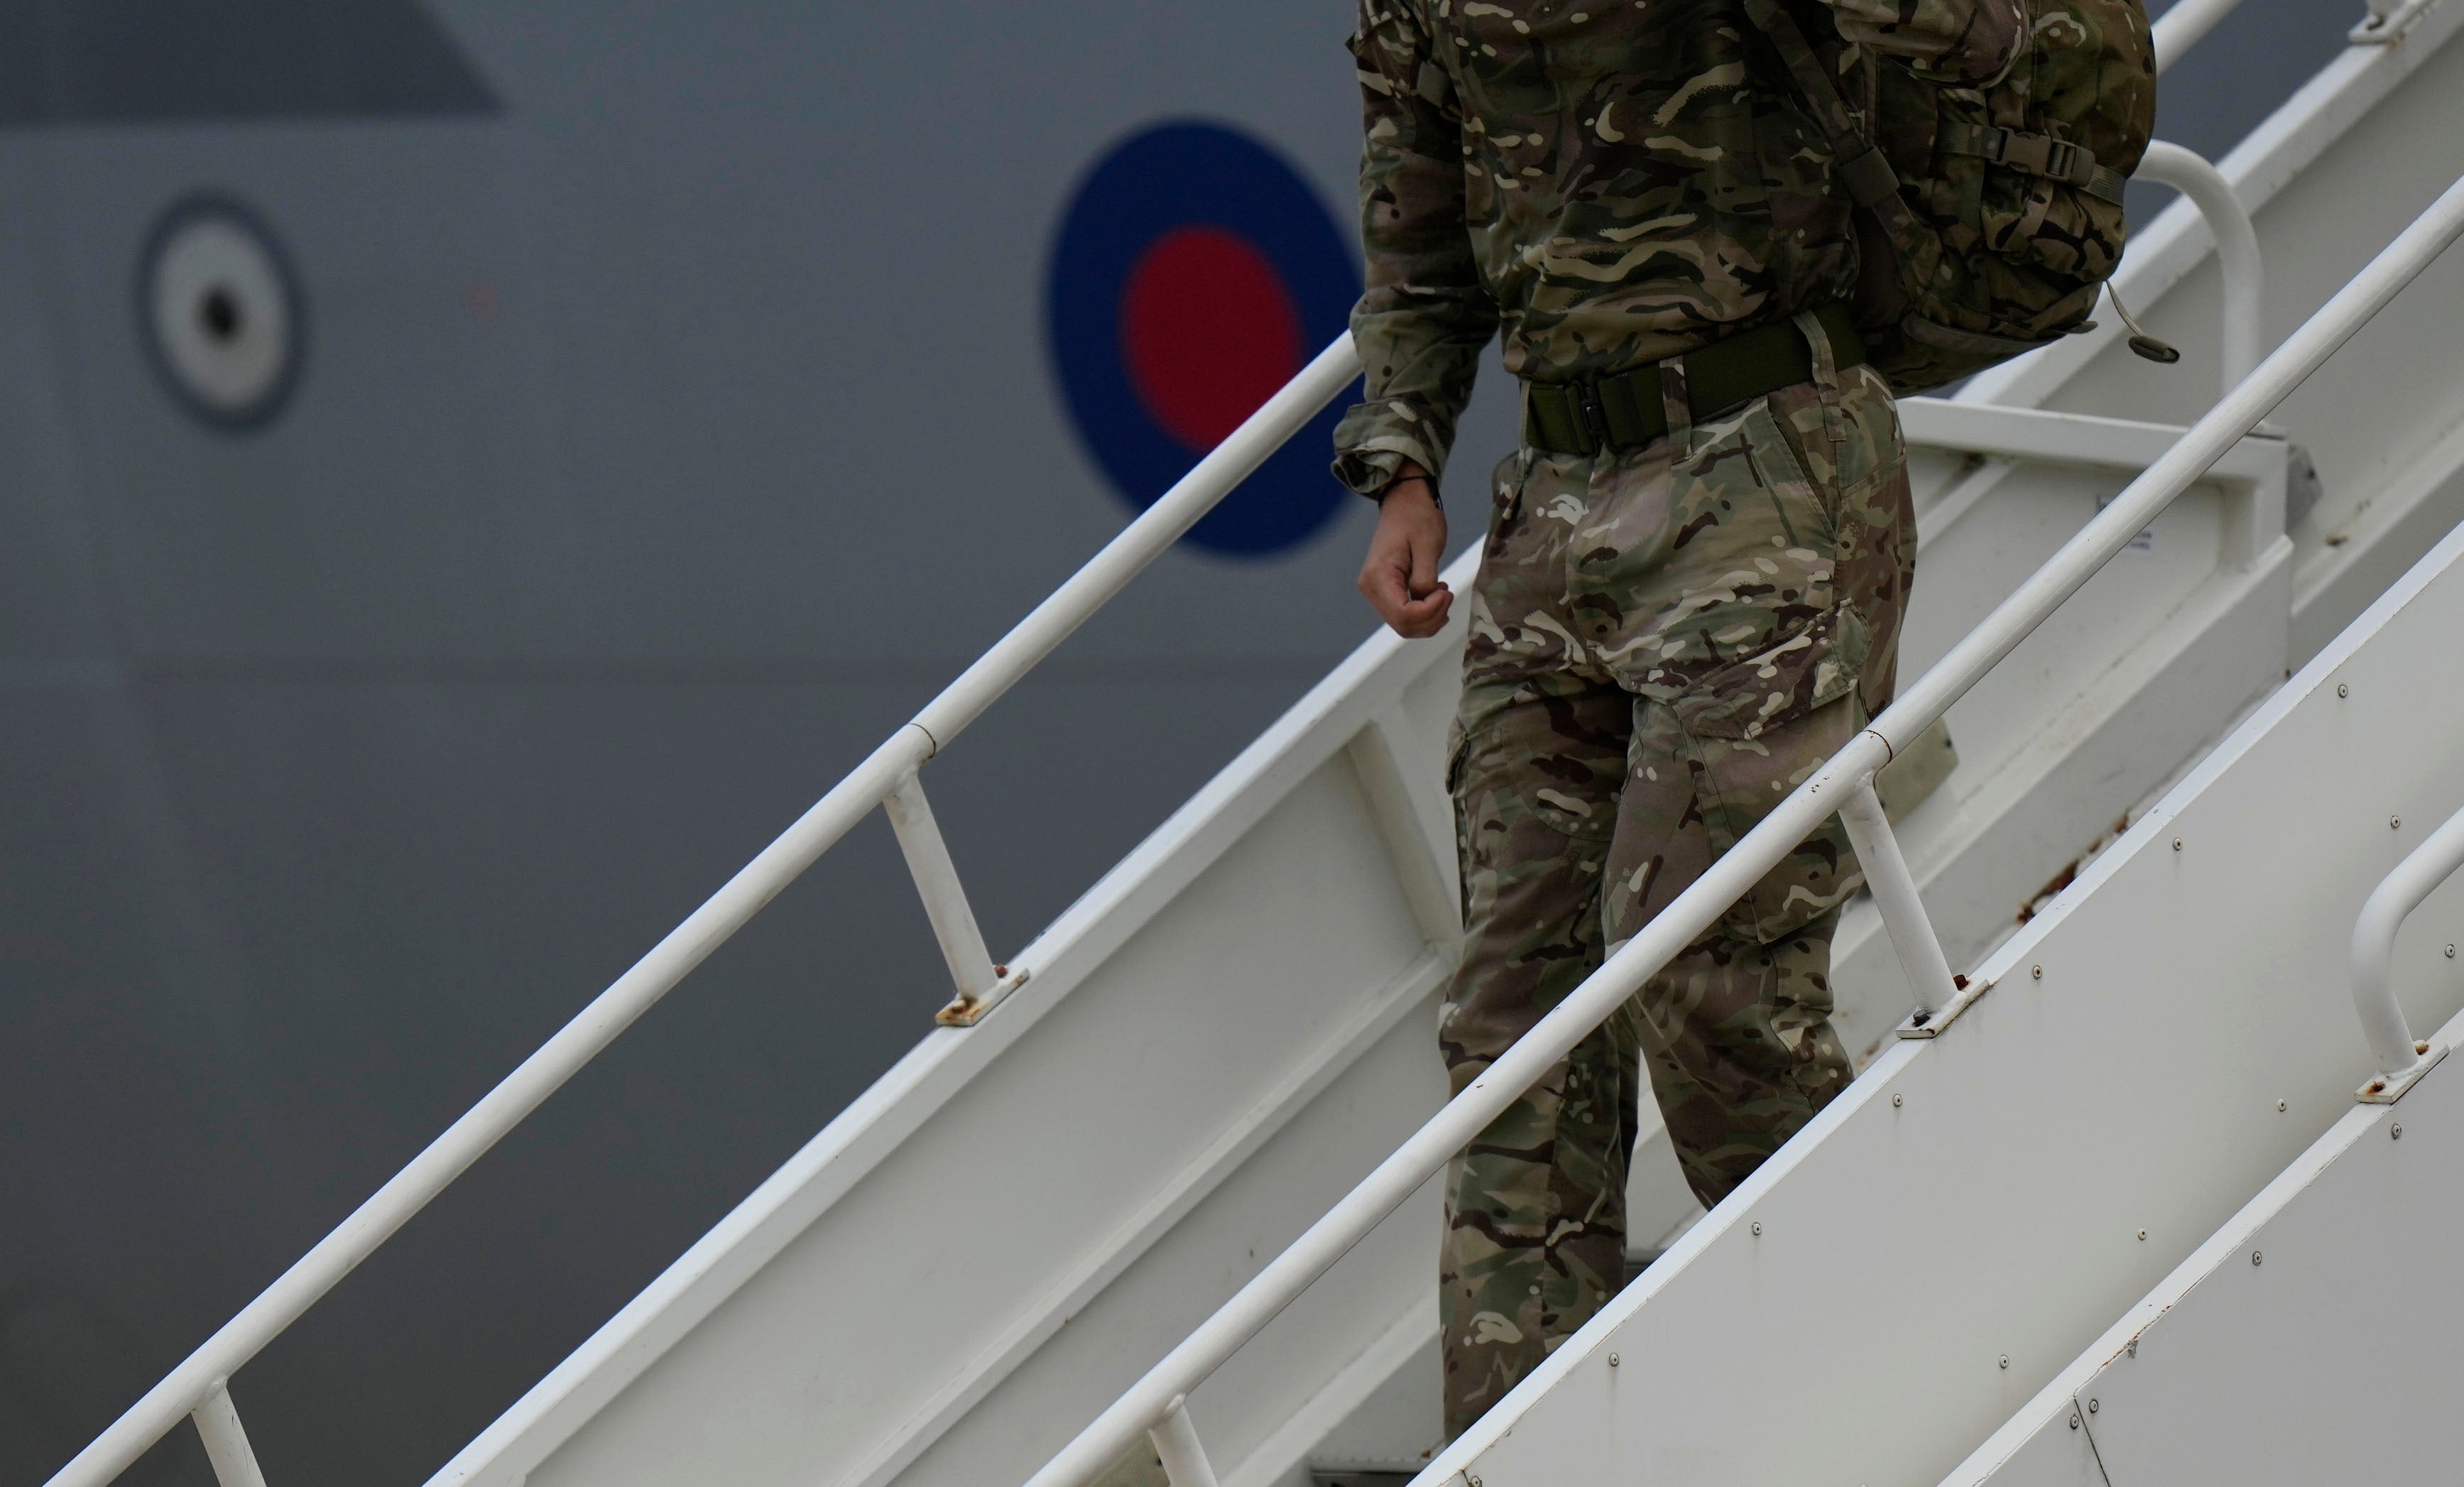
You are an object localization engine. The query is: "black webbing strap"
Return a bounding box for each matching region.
[1738,0,1930,249]
[1522,303,1867,455]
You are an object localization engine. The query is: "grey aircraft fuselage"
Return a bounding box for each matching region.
[0,2,2354,1483]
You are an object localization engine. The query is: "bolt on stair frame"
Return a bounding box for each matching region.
[1024,171,2464,1487]
[2351,799,2464,1101]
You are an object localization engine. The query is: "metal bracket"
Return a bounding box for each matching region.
[935,964,1030,1028]
[1895,974,1995,1039]
[2351,0,2441,44]
[884,769,1027,1027]
[191,1382,269,1487]
[2357,1040,2449,1103]
[1151,1394,1223,1487]
[1839,770,1966,1029]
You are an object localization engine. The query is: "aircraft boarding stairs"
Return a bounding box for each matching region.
[43,6,2464,1487]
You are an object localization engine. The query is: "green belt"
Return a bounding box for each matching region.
[1522,303,1867,456]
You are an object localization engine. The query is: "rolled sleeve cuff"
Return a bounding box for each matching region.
[1331,398,1454,499]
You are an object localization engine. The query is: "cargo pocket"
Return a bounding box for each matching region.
[1591,393,1839,690]
[1671,603,1870,944]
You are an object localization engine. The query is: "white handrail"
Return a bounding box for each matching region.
[2137,141,2266,396]
[2152,0,2245,71]
[2350,801,2464,1078]
[1023,170,2464,1487]
[2353,0,2441,45]
[44,339,1365,1487]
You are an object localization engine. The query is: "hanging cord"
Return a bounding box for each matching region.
[2105,282,2183,364]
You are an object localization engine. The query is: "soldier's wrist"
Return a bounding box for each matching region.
[1378,473,1438,506]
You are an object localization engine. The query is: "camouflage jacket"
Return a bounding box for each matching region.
[1334,0,1976,496]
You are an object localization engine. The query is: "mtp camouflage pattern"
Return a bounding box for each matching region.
[1438,347,1912,1437]
[1752,0,2157,390]
[1333,0,1870,495]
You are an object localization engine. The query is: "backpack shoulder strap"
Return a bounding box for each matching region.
[1741,0,1921,227]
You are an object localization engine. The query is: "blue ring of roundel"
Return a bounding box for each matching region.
[1046,120,1362,558]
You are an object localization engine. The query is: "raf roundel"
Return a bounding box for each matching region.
[1047,121,1361,557]
[138,194,307,432]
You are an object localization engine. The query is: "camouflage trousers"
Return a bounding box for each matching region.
[1440,348,1914,1438]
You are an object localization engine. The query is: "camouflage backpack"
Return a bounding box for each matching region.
[1746,0,2159,391]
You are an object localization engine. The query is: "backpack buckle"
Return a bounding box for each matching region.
[1997,131,2094,187]
[1577,380,1608,445]
[2039,137,2088,185]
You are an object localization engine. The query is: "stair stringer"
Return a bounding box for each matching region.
[1949,1000,2464,1487]
[427,562,1476,1487]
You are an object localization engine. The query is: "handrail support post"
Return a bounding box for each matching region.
[2351,800,2464,1101]
[2135,142,2265,400]
[1149,1395,1221,1487]
[883,770,1005,1020]
[190,1383,268,1487]
[1838,772,1963,1027]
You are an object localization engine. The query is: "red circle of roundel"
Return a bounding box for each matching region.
[1047,121,1361,556]
[1119,226,1304,452]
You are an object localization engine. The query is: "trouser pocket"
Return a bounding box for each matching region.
[1669,604,1870,944]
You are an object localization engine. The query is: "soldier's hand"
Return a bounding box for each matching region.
[1358,467,1451,638]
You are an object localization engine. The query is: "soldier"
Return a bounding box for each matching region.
[1334,0,1938,1439]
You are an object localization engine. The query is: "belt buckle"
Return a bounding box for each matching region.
[1576,379,1607,454]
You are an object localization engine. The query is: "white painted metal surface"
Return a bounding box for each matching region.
[1150,1398,1223,1487]
[1963,0,2464,664]
[1829,4,2464,1063]
[1952,998,2464,1487]
[189,1385,268,1487]
[1033,165,2464,1487]
[2349,799,2464,1091]
[1839,776,1961,1021]
[432,605,1471,1487]
[1437,414,2464,1487]
[2353,0,2443,45]
[883,771,1001,1013]
[2136,142,2263,396]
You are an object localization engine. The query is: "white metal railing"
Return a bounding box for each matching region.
[2152,0,2245,72]
[2137,142,2264,396]
[43,351,1366,1486]
[2351,800,2464,1100]
[1024,173,2464,1487]
[2353,0,2441,45]
[33,15,2321,1482]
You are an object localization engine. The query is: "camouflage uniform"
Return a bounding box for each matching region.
[1333,0,1920,1438]
[1441,361,1912,1434]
